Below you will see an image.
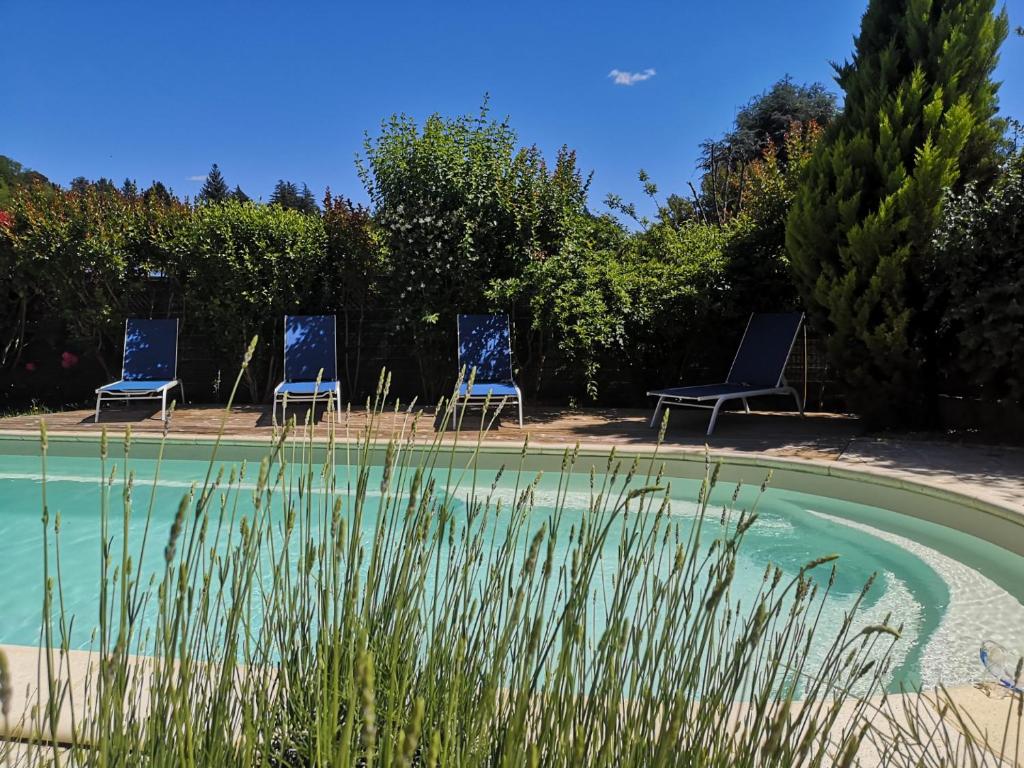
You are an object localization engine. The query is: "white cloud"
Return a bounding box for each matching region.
[186,175,206,182]
[608,68,656,86]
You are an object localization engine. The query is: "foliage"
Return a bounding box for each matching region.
[6,390,1017,766]
[718,77,836,165]
[0,185,180,379]
[271,180,319,213]
[492,214,728,399]
[0,155,54,208]
[177,200,327,402]
[198,163,230,204]
[692,79,837,225]
[320,190,386,393]
[930,149,1024,401]
[719,122,824,324]
[787,0,1009,425]
[358,102,591,397]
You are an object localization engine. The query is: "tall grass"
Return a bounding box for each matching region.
[1,357,1020,766]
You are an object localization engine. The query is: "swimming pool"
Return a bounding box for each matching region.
[0,442,1021,690]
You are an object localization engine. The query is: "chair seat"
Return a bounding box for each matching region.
[647,383,772,400]
[276,380,341,396]
[458,382,519,398]
[98,380,177,393]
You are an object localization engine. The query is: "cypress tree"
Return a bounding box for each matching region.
[786,0,1008,425]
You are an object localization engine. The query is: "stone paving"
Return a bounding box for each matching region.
[2,402,1021,512]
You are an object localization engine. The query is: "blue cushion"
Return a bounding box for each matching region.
[284,315,337,382]
[122,319,178,381]
[276,380,341,396]
[458,314,514,383]
[458,382,519,398]
[100,380,176,393]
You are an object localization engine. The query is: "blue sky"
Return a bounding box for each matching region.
[4,1,1023,217]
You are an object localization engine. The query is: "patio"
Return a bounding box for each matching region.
[1,403,1022,515]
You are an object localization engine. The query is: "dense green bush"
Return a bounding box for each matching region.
[787,0,1009,426]
[0,186,181,381]
[320,192,386,395]
[358,104,591,398]
[178,200,327,403]
[931,149,1024,401]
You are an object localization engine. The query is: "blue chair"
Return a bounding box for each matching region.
[647,312,804,436]
[273,315,342,424]
[456,314,523,427]
[95,318,183,422]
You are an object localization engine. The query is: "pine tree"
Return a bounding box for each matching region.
[299,183,318,214]
[786,0,1008,425]
[120,178,139,200]
[270,180,300,209]
[144,181,175,205]
[199,163,230,203]
[231,185,250,203]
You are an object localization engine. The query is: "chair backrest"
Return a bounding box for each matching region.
[122,318,179,381]
[283,315,337,382]
[725,312,803,388]
[457,314,514,384]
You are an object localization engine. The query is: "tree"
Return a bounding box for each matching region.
[198,163,230,204]
[359,102,591,397]
[271,180,318,214]
[320,190,384,394]
[300,184,318,213]
[787,0,1009,425]
[144,181,176,205]
[930,149,1024,401]
[271,180,300,209]
[0,155,54,208]
[120,178,139,200]
[231,185,250,203]
[721,77,836,164]
[691,78,838,224]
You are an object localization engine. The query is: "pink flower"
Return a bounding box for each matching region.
[25,361,36,372]
[61,351,79,369]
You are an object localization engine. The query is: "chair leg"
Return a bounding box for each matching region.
[517,396,523,428]
[161,389,168,422]
[649,397,666,429]
[707,398,725,437]
[741,398,750,414]
[792,388,804,416]
[95,393,102,423]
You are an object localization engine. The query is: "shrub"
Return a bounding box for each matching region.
[931,149,1024,401]
[178,200,327,403]
[320,191,387,395]
[0,186,178,382]
[787,0,1009,426]
[358,103,590,398]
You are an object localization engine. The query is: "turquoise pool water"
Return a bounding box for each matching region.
[1,449,1022,689]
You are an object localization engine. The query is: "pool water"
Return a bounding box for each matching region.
[0,451,1022,689]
